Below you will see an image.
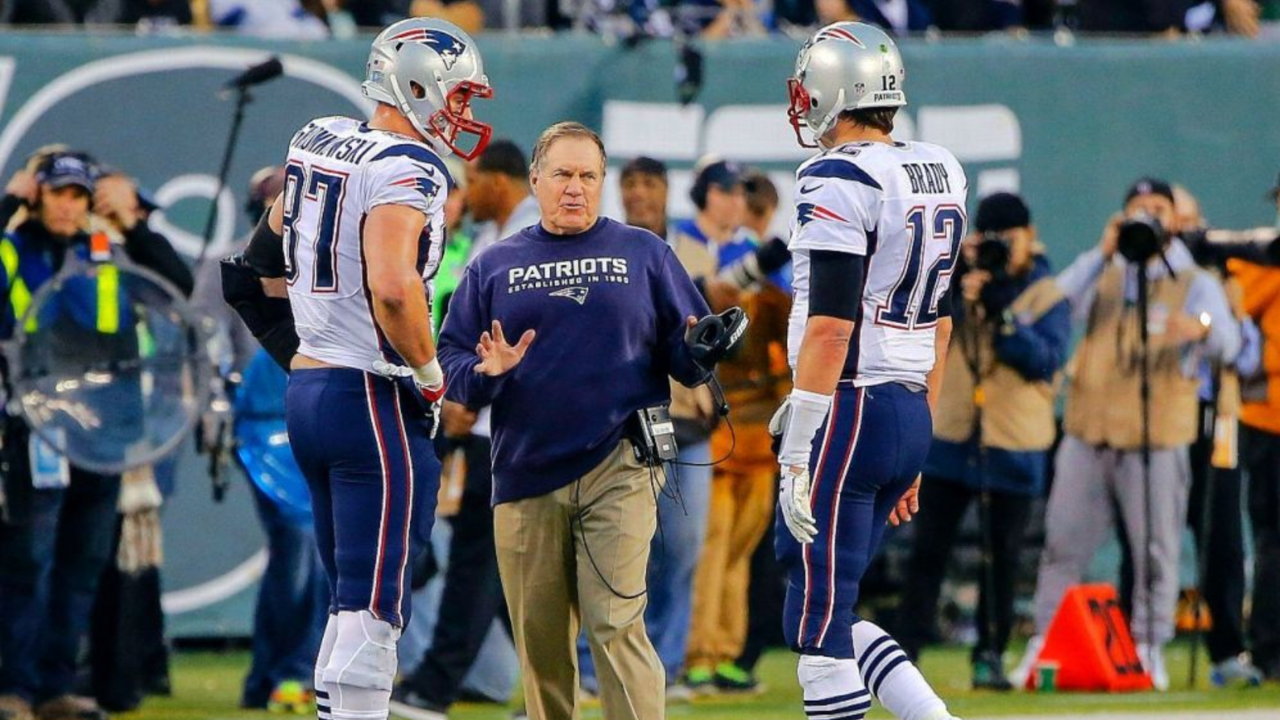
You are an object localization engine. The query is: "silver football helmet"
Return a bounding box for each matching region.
[787,22,906,148]
[362,18,493,160]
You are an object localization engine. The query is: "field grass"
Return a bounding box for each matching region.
[120,642,1280,720]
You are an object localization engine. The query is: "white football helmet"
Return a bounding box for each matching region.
[787,22,906,148]
[362,18,493,160]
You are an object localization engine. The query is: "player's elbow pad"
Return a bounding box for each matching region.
[220,255,300,371]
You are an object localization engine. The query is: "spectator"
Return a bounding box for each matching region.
[0,149,189,720]
[1230,171,1280,681]
[896,192,1070,691]
[0,0,191,26]
[1076,0,1187,33]
[409,0,486,34]
[847,0,933,34]
[430,156,475,334]
[1184,0,1263,36]
[207,0,330,38]
[1013,178,1240,691]
[922,0,1025,30]
[815,0,860,24]
[191,166,330,713]
[685,170,790,693]
[390,142,532,719]
[619,157,672,240]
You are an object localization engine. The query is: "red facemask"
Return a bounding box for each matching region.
[787,78,818,149]
[428,81,494,161]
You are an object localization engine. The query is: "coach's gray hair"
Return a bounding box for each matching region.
[530,122,607,174]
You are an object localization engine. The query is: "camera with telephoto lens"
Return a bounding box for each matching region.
[1182,226,1280,270]
[1117,212,1168,264]
[974,232,1012,280]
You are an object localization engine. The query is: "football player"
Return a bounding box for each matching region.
[773,22,967,720]
[225,18,492,720]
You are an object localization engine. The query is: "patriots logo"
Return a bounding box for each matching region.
[391,28,467,71]
[797,202,849,227]
[391,173,440,202]
[549,286,590,305]
[814,26,866,48]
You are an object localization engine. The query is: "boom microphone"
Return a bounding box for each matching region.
[224,57,284,90]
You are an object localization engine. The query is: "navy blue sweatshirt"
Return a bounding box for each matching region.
[437,217,711,504]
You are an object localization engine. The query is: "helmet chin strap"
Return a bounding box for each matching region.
[812,88,846,146]
[388,75,453,157]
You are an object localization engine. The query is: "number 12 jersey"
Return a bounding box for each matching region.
[786,140,968,389]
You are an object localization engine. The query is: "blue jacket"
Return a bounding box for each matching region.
[438,218,711,504]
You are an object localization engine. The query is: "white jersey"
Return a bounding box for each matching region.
[787,141,968,388]
[282,115,450,372]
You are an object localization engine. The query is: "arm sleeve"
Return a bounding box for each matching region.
[122,223,195,296]
[789,159,880,257]
[1054,248,1108,325]
[657,248,713,388]
[363,154,447,217]
[437,264,510,406]
[244,211,286,278]
[1189,272,1242,364]
[992,298,1072,382]
[808,250,862,321]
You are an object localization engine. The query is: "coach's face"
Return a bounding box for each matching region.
[532,136,604,235]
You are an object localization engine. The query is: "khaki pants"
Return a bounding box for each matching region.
[686,423,777,670]
[494,441,664,720]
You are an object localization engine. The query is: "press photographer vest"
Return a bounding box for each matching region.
[1063,263,1201,449]
[0,232,122,336]
[934,277,1062,450]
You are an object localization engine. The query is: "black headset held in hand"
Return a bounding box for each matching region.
[685,307,749,373]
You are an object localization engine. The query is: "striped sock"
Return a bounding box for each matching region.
[798,655,872,720]
[851,621,951,720]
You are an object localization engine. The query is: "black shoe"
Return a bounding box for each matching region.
[388,685,448,720]
[972,651,1014,692]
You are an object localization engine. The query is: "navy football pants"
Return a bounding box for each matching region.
[777,382,931,659]
[286,368,439,629]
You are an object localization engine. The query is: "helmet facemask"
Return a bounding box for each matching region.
[426,80,493,161]
[787,77,819,149]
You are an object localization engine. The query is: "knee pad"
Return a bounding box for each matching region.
[322,610,400,693]
[798,655,870,720]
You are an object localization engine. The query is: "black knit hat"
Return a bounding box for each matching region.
[974,192,1031,233]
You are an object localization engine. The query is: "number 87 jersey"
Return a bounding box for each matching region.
[281,115,451,372]
[786,140,968,388]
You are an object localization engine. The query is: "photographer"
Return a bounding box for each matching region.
[897,193,1069,690]
[437,122,738,720]
[1015,178,1240,691]
[0,150,185,720]
[1229,172,1280,681]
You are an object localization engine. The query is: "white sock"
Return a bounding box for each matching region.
[316,614,339,720]
[851,621,952,720]
[798,655,872,720]
[324,610,401,720]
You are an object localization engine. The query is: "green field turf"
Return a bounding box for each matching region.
[120,642,1280,720]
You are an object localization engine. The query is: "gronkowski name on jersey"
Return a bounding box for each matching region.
[282,115,452,372]
[786,141,968,389]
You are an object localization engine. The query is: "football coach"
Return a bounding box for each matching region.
[437,121,741,720]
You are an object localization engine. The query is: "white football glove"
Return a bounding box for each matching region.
[768,396,792,450]
[780,464,818,544]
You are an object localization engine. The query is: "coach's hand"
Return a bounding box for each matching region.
[475,320,535,377]
[780,464,817,544]
[888,475,922,527]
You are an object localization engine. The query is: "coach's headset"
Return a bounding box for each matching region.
[685,306,748,417]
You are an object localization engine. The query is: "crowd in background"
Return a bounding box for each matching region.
[0,127,1278,720]
[0,0,1278,38]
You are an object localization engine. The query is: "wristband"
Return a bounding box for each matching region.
[778,389,833,468]
[413,358,445,398]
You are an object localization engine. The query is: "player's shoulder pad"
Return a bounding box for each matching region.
[905,141,968,189]
[795,151,884,192]
[367,143,454,192]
